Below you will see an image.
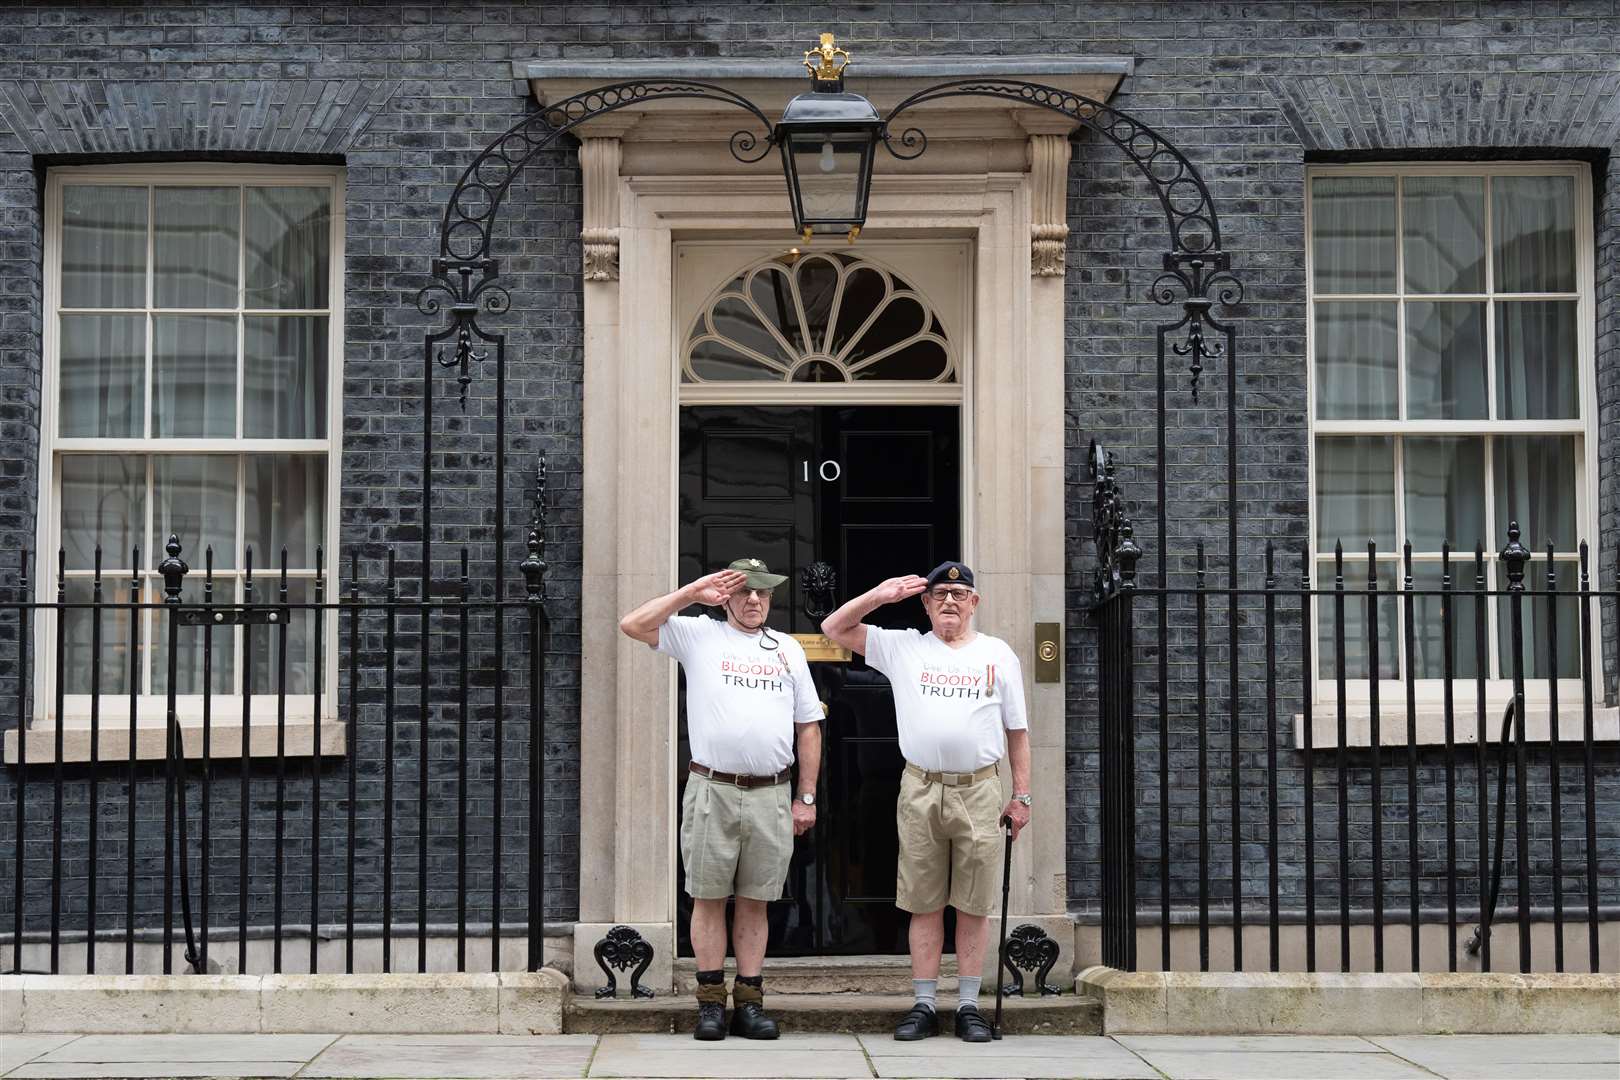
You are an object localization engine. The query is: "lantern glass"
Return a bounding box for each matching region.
[785,132,871,230]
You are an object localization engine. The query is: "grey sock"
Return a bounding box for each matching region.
[957,975,982,1010]
[912,978,938,1013]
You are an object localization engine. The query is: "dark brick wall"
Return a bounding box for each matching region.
[0,1,1616,947]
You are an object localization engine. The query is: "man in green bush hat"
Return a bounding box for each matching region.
[619,557,823,1041]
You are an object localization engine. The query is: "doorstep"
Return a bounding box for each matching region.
[567,991,1101,1035]
[670,954,959,995]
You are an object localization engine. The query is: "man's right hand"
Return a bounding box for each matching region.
[871,575,929,605]
[686,569,748,607]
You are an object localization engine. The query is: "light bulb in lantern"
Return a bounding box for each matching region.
[818,140,837,173]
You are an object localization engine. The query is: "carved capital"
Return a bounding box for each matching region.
[581,136,622,282]
[1027,134,1072,277]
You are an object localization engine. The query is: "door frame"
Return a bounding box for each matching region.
[572,171,1071,990]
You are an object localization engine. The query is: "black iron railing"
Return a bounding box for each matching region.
[3,521,552,977]
[1090,441,1614,975]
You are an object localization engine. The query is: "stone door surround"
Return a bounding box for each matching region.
[516,54,1132,990]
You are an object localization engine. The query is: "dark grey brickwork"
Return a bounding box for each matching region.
[0,1,1617,952]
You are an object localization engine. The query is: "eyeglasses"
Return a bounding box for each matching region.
[927,587,974,602]
[738,588,774,600]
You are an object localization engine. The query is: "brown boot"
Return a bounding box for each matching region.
[693,973,727,1041]
[729,977,780,1039]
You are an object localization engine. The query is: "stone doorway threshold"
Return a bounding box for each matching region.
[567,991,1101,1036]
[670,954,960,996]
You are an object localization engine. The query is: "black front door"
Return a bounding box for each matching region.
[676,404,961,955]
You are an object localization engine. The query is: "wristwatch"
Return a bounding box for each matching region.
[799,792,816,806]
[1013,793,1032,807]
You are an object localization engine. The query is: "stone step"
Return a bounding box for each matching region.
[671,955,963,996]
[566,992,1100,1036]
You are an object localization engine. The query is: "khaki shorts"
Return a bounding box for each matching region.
[895,764,1004,917]
[679,772,793,902]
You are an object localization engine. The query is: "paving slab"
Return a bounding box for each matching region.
[0,1035,80,1073]
[27,1033,338,1063]
[301,1033,598,1078]
[9,1064,302,1079]
[1370,1034,1620,1079]
[1115,1034,1384,1054]
[862,1035,1159,1078]
[1128,1048,1440,1080]
[588,1032,871,1078]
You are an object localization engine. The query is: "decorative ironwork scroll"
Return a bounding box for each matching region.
[879,78,1242,399]
[593,925,656,998]
[1000,923,1063,997]
[1088,440,1141,604]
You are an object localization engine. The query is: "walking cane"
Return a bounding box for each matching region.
[992,815,1014,1040]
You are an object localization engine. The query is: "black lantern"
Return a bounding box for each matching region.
[774,34,883,242]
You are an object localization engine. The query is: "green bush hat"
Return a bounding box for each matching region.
[728,557,789,590]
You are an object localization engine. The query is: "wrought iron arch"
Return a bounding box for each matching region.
[416,72,1244,603]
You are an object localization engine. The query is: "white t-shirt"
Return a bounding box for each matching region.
[655,614,822,776]
[865,627,1028,773]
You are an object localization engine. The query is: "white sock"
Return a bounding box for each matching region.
[957,974,982,1010]
[912,978,937,1013]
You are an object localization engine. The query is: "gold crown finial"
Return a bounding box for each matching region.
[804,32,850,82]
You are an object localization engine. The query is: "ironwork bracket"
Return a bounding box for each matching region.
[1000,923,1063,997]
[174,606,290,628]
[593,925,655,999]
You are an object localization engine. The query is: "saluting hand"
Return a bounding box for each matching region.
[871,575,928,605]
[686,569,747,607]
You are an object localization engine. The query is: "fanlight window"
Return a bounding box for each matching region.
[683,251,954,383]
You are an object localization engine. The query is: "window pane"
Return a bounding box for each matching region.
[154,186,238,309]
[1312,176,1395,294]
[151,579,235,696]
[61,577,137,696]
[61,185,146,309]
[59,314,143,438]
[1315,302,1397,419]
[1403,437,1485,551]
[1408,561,1484,680]
[1493,436,1577,551]
[1492,175,1575,293]
[245,186,331,310]
[1403,175,1484,294]
[1496,560,1581,680]
[244,316,327,438]
[1495,300,1577,420]
[1316,559,1398,680]
[245,454,324,568]
[154,456,237,571]
[247,578,317,696]
[153,315,237,438]
[1316,436,1396,552]
[60,454,146,570]
[1406,301,1485,419]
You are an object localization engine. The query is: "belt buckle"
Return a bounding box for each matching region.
[941,770,964,786]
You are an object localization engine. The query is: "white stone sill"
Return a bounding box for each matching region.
[4,720,346,765]
[1293,704,1620,749]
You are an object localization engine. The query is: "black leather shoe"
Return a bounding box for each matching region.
[954,1003,993,1042]
[893,1004,939,1041]
[693,1001,726,1041]
[728,1001,780,1040]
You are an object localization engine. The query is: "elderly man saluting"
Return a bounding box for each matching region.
[619,558,821,1042]
[821,562,1030,1043]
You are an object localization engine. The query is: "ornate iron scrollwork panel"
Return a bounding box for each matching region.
[593,925,655,999]
[1000,923,1063,997]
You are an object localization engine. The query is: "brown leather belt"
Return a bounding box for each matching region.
[689,762,792,789]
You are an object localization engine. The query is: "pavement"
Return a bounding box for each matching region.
[2,1033,1617,1079]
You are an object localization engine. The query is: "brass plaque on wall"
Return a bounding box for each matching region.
[1034,622,1061,683]
[791,633,851,663]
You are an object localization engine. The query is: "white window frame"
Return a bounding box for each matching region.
[34,163,344,731]
[1304,161,1608,740]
